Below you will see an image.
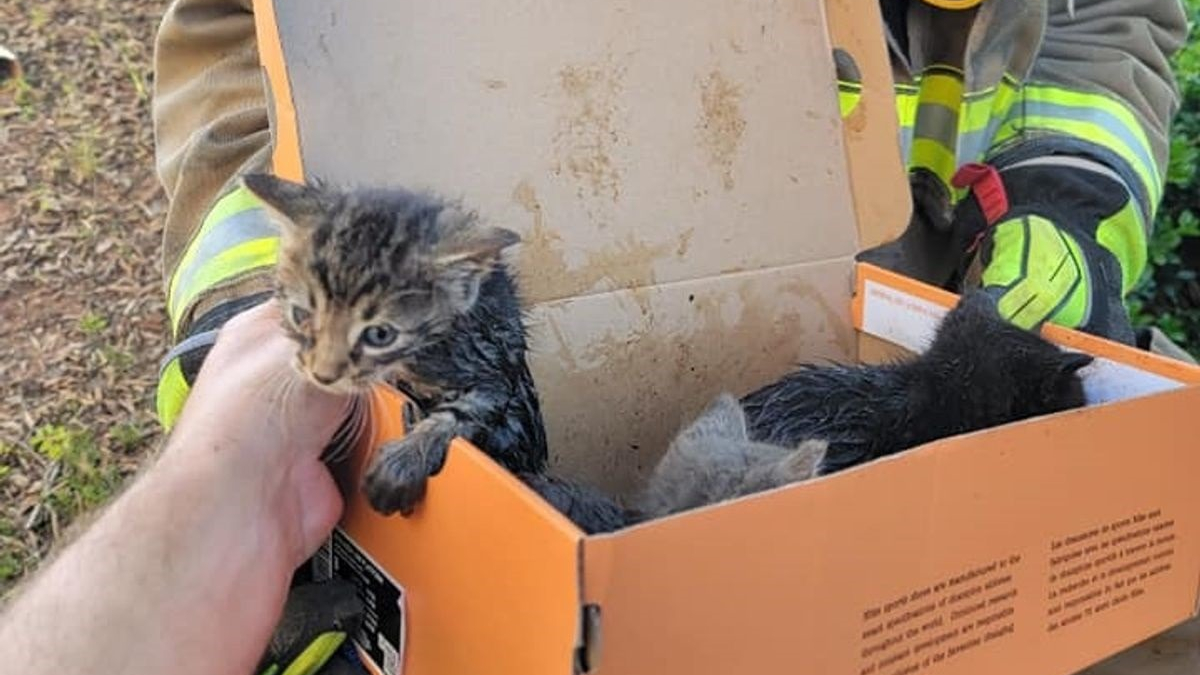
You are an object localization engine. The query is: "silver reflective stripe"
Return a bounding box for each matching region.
[157,328,220,381]
[899,126,914,162]
[1001,99,1160,197]
[912,103,959,149]
[1002,154,1146,220]
[958,117,1009,165]
[169,208,278,317]
[1002,155,1130,192]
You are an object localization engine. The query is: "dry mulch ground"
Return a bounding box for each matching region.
[1,0,167,594]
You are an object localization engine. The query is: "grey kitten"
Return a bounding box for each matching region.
[635,393,828,519]
[243,174,547,517]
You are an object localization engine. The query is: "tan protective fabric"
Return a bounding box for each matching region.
[892,0,1187,176]
[152,0,274,334]
[153,0,1187,338]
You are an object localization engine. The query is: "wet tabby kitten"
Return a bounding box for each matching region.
[742,290,1093,475]
[243,174,547,516]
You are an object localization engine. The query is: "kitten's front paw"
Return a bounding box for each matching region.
[362,430,449,517]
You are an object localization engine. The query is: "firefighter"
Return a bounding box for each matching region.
[851,0,1188,351]
[151,0,1190,434]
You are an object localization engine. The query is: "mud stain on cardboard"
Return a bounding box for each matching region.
[513,179,669,303]
[553,61,625,205]
[698,70,746,191]
[531,267,855,494]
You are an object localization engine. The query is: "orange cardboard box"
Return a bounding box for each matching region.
[250,0,1200,673]
[314,262,1200,675]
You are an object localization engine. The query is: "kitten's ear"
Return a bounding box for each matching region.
[1059,352,1094,375]
[432,214,521,312]
[241,173,324,232]
[780,439,828,480]
[680,393,749,443]
[433,212,521,267]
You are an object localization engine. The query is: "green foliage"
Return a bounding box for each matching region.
[1130,0,1200,354]
[0,520,26,586]
[30,424,122,516]
[108,422,145,452]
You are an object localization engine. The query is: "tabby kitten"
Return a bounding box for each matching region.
[635,393,828,519]
[741,289,1093,475]
[243,174,547,516]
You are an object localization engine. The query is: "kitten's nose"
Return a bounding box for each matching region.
[310,362,347,386]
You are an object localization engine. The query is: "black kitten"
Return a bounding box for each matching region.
[741,290,1093,474]
[243,174,547,516]
[520,473,630,535]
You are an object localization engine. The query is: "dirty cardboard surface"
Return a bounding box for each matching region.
[271,0,859,300]
[269,0,865,492]
[528,259,855,493]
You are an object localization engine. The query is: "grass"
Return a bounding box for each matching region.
[78,311,109,336]
[0,0,167,594]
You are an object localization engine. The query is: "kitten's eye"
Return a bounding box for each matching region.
[361,324,400,349]
[291,305,312,325]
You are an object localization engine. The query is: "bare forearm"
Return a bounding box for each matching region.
[0,303,346,675]
[0,446,292,675]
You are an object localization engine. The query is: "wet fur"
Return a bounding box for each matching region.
[519,473,630,535]
[741,290,1093,475]
[244,174,547,516]
[636,393,828,519]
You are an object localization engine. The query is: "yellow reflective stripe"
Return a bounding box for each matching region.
[916,69,964,110]
[169,188,261,307]
[960,78,1020,133]
[896,90,918,126]
[837,81,862,118]
[156,358,189,430]
[910,138,958,188]
[992,113,1161,210]
[838,87,861,118]
[1022,85,1154,166]
[170,238,280,334]
[895,89,918,159]
[168,186,276,336]
[1096,199,1148,295]
[280,631,347,675]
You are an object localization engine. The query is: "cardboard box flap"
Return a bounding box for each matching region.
[264,0,860,302]
[328,387,584,675]
[824,0,911,249]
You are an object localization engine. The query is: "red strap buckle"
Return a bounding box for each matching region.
[952,162,1009,226]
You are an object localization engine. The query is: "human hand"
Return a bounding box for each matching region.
[164,298,353,570]
[954,161,1138,345]
[0,300,356,675]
